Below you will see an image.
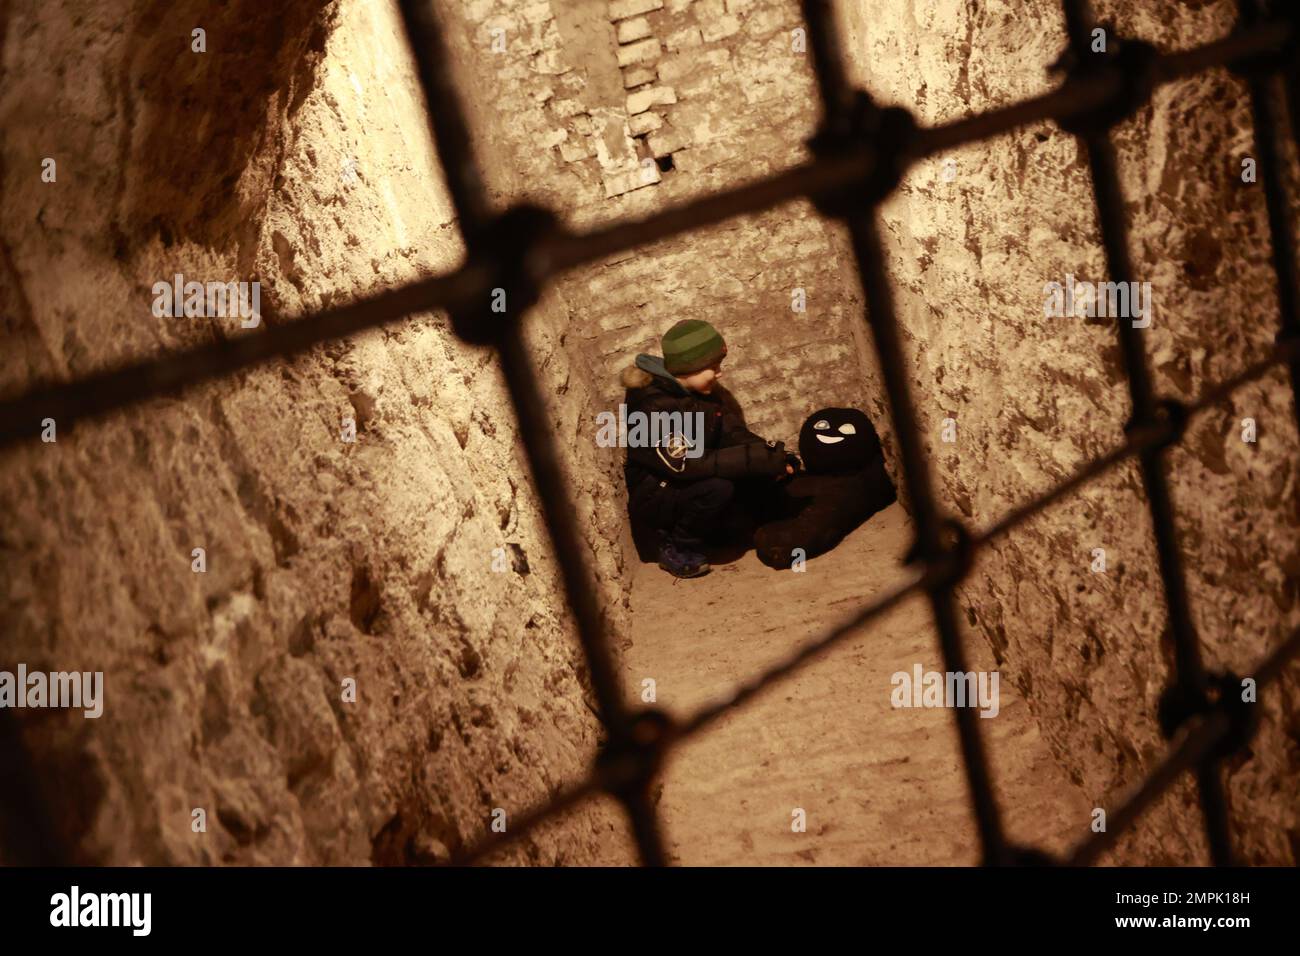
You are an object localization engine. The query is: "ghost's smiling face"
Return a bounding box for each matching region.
[811,418,856,445]
[799,407,881,473]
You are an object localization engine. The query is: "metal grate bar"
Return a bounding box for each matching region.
[0,20,1292,452]
[1058,0,1231,864]
[4,1,1300,870]
[1239,0,1300,426]
[1069,625,1300,865]
[799,0,1006,864]
[447,0,1300,862]
[396,0,667,866]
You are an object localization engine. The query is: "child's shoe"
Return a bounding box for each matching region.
[657,539,711,578]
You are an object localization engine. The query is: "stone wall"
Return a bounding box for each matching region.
[0,0,632,865]
[3,0,1296,868]
[836,0,1300,863]
[443,0,1300,863]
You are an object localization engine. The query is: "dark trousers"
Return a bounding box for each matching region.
[632,476,783,549]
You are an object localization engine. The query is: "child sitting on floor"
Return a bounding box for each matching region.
[620,319,796,578]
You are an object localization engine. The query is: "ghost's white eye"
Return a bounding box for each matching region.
[838,423,857,436]
[813,420,830,430]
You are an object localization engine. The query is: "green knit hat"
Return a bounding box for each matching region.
[661,319,727,375]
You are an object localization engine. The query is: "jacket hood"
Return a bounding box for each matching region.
[619,353,686,394]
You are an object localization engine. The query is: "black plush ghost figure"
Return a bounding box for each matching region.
[754,407,897,570]
[799,407,882,474]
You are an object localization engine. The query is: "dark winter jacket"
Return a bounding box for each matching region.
[620,353,789,496]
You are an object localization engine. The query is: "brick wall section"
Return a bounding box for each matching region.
[450,0,876,447]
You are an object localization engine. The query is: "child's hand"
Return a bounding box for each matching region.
[785,464,795,475]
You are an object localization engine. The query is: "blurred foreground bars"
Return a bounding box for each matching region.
[2,0,1299,866]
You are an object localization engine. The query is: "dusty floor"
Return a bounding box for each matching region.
[622,503,1092,865]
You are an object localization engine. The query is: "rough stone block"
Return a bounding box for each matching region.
[744,7,787,37]
[656,55,693,83]
[557,71,586,95]
[678,70,724,98]
[659,46,729,84]
[662,101,715,146]
[703,47,732,68]
[622,66,656,88]
[629,111,664,135]
[591,109,639,170]
[530,48,570,75]
[540,127,568,149]
[609,0,663,21]
[560,138,594,162]
[700,14,740,42]
[665,26,703,50]
[693,0,725,21]
[616,17,652,44]
[616,37,661,67]
[627,85,677,114]
[668,141,731,173]
[521,1,553,25]
[603,162,660,197]
[647,125,688,158]
[552,98,586,117]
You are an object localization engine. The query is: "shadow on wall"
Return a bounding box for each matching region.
[118,0,334,259]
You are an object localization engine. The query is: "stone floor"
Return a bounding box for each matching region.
[622,502,1092,865]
